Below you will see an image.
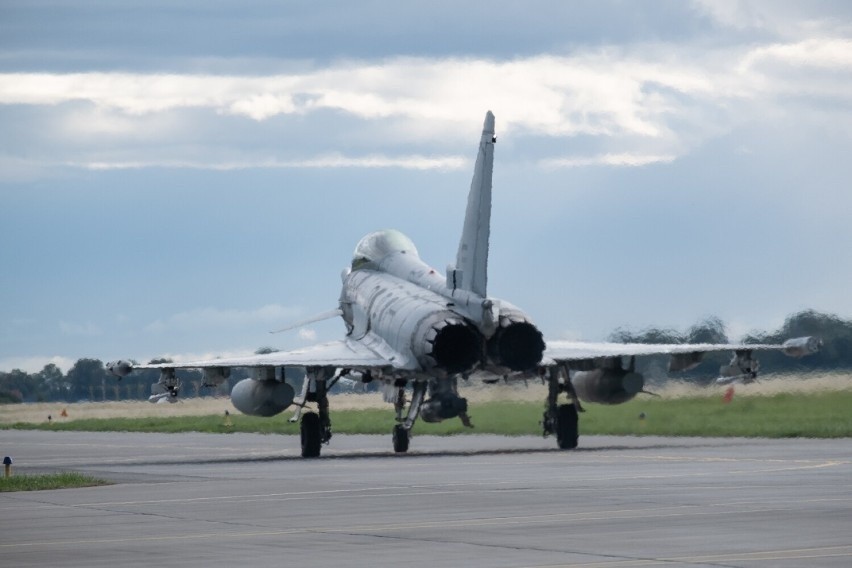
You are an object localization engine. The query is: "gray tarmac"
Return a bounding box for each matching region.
[1,430,851,567]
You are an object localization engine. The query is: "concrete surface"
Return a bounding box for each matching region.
[1,430,851,567]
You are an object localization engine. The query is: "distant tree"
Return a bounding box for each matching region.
[0,370,28,403]
[608,317,729,384]
[686,316,728,344]
[605,310,852,380]
[37,363,70,401]
[0,387,22,403]
[67,359,108,401]
[0,369,42,402]
[745,310,852,371]
[608,327,684,344]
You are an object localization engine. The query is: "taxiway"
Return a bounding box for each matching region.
[1,430,850,567]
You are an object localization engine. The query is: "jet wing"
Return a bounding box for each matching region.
[117,338,399,373]
[542,336,821,365]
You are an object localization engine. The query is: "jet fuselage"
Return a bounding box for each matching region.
[339,229,545,377]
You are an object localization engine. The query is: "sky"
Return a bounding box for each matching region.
[2,1,852,373]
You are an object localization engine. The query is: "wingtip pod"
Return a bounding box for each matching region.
[782,336,822,357]
[106,360,134,377]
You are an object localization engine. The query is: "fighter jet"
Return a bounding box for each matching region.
[107,112,820,457]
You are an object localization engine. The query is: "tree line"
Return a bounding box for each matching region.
[2,310,850,403]
[608,310,852,381]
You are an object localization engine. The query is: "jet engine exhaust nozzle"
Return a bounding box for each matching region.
[429,320,482,374]
[488,320,545,372]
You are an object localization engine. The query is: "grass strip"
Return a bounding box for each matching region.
[4,391,851,438]
[0,472,111,492]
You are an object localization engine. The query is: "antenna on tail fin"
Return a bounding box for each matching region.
[452,111,495,298]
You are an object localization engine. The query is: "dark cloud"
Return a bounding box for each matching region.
[1,1,719,72]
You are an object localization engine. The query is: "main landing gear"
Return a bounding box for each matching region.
[300,412,323,458]
[542,366,582,450]
[290,367,333,458]
[391,380,426,453]
[392,424,410,453]
[389,377,473,453]
[290,367,583,457]
[291,368,429,458]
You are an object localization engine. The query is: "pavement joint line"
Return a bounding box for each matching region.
[0,503,808,549]
[527,545,852,567]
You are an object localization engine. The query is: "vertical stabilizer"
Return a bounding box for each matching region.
[454,111,495,297]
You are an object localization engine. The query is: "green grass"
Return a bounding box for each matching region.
[574,391,852,438]
[4,391,852,438]
[0,472,111,492]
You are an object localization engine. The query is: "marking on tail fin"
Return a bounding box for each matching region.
[454,111,496,298]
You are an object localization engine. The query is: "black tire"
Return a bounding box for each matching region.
[392,424,410,453]
[300,413,322,458]
[555,404,579,450]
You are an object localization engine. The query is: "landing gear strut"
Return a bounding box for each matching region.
[293,367,333,458]
[390,380,427,453]
[542,366,582,450]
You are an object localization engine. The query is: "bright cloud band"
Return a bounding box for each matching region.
[1,39,850,175]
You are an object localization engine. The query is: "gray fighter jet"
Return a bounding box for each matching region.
[107,112,820,457]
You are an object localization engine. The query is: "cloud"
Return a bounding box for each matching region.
[66,154,466,171]
[743,38,852,69]
[692,0,852,36]
[540,153,677,169]
[1,35,851,178]
[297,328,318,341]
[144,304,302,334]
[0,355,76,374]
[0,58,712,137]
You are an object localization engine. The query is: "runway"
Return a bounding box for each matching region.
[1,431,851,567]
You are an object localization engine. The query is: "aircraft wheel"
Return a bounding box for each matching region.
[392,424,410,453]
[300,412,322,458]
[555,404,579,450]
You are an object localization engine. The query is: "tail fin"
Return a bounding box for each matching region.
[454,111,496,297]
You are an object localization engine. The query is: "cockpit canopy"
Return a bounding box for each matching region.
[352,229,419,270]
